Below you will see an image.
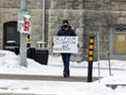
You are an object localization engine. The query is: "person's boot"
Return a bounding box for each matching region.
[63,71,70,78]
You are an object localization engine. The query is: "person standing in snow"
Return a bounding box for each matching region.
[57,20,76,78]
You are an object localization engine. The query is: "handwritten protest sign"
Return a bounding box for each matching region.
[53,36,78,53]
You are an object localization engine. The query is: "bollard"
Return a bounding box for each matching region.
[87,34,95,82]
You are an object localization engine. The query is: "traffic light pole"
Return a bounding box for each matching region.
[87,35,95,82]
[19,0,28,67]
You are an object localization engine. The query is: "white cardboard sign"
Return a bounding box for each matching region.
[53,36,78,53]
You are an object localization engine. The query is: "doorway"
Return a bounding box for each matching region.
[3,21,20,49]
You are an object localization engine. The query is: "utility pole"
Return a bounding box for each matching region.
[42,0,46,48]
[18,0,28,67]
[97,32,101,79]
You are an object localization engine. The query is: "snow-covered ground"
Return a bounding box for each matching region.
[0,50,126,95]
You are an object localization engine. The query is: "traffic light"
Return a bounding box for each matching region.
[26,34,31,48]
[87,34,95,82]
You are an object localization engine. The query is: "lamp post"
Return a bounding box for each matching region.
[18,0,28,67]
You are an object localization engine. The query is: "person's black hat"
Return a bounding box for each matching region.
[62,19,69,24]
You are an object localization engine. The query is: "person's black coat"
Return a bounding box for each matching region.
[56,25,76,55]
[57,25,76,36]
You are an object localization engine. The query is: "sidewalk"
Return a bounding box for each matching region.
[0,50,126,78]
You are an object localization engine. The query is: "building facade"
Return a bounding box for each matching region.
[0,0,126,60]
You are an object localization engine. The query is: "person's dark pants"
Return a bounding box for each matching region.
[61,53,71,77]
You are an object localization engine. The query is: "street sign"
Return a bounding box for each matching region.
[22,14,31,34]
[18,14,31,34]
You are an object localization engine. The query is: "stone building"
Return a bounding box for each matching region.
[0,0,126,60]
